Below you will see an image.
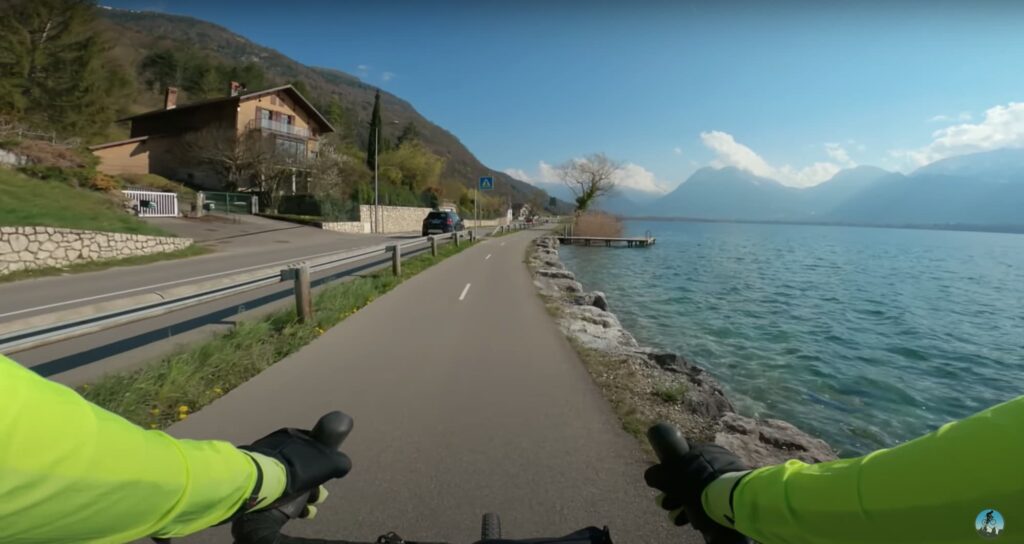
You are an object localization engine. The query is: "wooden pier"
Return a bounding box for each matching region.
[557,235,655,248]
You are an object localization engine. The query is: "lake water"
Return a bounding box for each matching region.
[559,221,1024,456]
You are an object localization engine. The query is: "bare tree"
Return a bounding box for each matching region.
[180,128,292,204]
[556,152,621,213]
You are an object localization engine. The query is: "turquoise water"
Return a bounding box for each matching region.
[559,221,1024,455]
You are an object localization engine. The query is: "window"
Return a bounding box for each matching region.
[275,137,305,159]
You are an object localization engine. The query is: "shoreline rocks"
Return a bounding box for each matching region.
[530,236,836,467]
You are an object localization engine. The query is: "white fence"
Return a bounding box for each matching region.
[122,190,179,217]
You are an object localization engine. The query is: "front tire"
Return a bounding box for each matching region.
[481,512,501,540]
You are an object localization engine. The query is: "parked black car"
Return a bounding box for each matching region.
[422,210,465,236]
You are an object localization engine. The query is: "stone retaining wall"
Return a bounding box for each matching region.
[0,226,193,276]
[316,206,510,235]
[321,221,369,234]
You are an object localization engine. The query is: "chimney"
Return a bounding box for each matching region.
[229,81,243,97]
[164,87,178,110]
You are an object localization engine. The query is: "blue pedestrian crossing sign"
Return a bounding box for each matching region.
[479,176,494,191]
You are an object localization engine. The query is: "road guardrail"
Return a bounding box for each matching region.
[0,223,535,354]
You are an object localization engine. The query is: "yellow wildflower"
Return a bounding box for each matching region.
[178,405,189,413]
[178,413,188,421]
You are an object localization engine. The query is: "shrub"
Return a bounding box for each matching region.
[574,212,624,237]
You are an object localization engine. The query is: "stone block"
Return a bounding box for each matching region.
[40,241,57,252]
[0,241,10,254]
[52,247,66,260]
[66,250,80,261]
[9,234,29,252]
[27,241,39,253]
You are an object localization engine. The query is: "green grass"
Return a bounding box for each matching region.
[0,168,170,236]
[0,244,210,284]
[81,240,472,429]
[654,383,687,403]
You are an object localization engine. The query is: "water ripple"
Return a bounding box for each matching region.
[561,221,1024,456]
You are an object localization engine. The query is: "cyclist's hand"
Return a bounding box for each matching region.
[644,441,747,540]
[241,426,352,514]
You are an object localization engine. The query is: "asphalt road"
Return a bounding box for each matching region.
[0,215,396,320]
[172,230,699,544]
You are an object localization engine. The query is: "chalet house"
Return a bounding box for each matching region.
[90,83,334,190]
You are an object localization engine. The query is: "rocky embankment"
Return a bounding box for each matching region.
[530,236,836,466]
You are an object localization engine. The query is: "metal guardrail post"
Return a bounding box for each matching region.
[430,235,438,257]
[391,244,402,276]
[281,264,313,323]
[470,230,476,243]
[454,233,461,247]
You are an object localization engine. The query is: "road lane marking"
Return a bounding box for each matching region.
[500,242,506,246]
[485,254,492,260]
[459,283,472,301]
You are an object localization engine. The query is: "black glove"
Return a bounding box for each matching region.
[644,442,749,543]
[241,426,352,512]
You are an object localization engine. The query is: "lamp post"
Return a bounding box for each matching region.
[372,120,400,234]
[374,125,379,233]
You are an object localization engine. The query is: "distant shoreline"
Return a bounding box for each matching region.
[615,216,1024,235]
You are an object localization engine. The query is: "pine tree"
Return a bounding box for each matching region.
[0,0,130,139]
[366,89,382,171]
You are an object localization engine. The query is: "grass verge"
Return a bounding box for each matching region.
[0,168,171,236]
[80,241,472,428]
[0,244,211,284]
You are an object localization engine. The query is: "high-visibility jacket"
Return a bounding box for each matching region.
[703,394,1024,543]
[0,354,257,542]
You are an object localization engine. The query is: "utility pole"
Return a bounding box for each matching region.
[474,187,479,228]
[374,125,379,233]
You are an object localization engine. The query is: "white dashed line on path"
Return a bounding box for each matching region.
[459,283,472,301]
[485,254,492,260]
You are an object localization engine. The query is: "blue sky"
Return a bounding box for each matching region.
[103,0,1024,193]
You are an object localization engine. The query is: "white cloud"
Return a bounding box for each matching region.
[538,161,560,183]
[673,147,683,155]
[614,163,670,194]
[503,168,532,182]
[506,159,669,195]
[699,131,851,188]
[824,142,855,167]
[895,102,1024,168]
[381,71,396,82]
[929,111,973,123]
[356,64,370,78]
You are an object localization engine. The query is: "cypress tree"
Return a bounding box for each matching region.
[366,89,382,171]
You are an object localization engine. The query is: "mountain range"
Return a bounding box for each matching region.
[596,148,1024,226]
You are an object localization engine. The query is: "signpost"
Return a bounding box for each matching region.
[477,176,494,227]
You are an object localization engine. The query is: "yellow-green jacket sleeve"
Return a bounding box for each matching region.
[0,354,257,543]
[705,395,1024,543]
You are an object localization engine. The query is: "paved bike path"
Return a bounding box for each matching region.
[174,230,698,543]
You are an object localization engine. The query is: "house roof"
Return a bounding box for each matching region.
[88,135,151,150]
[118,85,335,133]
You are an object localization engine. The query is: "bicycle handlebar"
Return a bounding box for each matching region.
[645,424,750,544]
[232,412,610,544]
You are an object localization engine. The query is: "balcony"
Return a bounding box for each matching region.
[249,118,312,139]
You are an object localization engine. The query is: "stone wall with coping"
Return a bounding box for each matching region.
[0,226,193,276]
[359,205,432,234]
[320,221,369,234]
[317,206,510,235]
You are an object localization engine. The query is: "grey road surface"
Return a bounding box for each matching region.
[0,215,396,320]
[173,230,699,543]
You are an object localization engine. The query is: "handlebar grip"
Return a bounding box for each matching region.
[311,411,353,450]
[647,422,689,462]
